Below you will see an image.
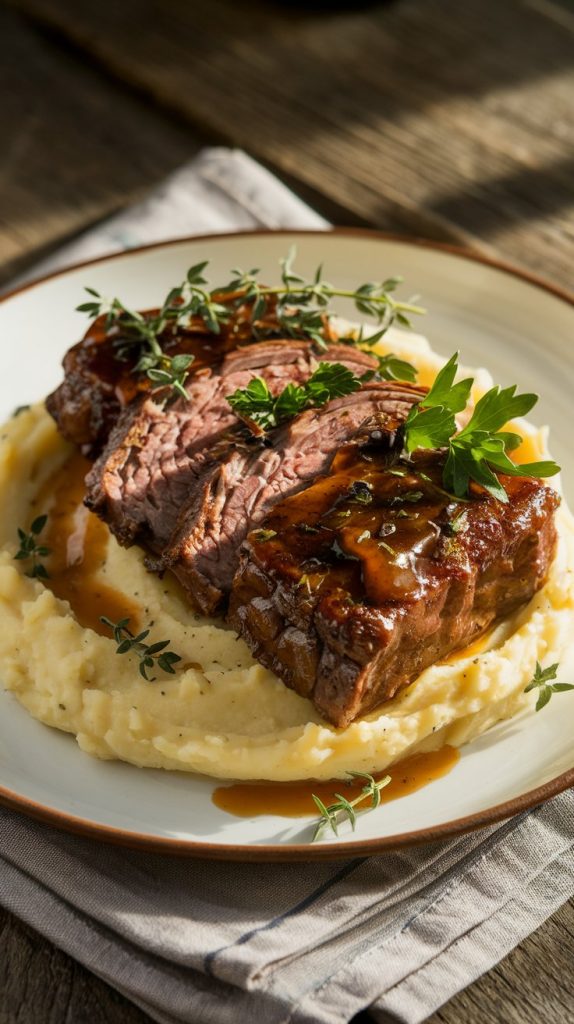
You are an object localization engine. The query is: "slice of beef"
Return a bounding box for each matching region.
[84,339,378,555]
[229,439,559,727]
[158,382,425,614]
[46,292,334,457]
[45,312,242,457]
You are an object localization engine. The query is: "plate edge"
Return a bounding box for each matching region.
[1,226,573,858]
[0,766,573,860]
[2,227,573,311]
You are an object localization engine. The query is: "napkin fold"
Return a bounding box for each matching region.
[12,147,328,285]
[1,147,572,1024]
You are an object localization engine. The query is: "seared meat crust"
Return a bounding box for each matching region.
[46,311,560,725]
[229,440,559,727]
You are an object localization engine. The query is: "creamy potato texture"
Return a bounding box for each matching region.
[1,332,573,781]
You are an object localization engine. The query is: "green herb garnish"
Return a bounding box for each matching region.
[253,529,277,542]
[445,510,469,536]
[145,354,196,399]
[226,362,362,430]
[78,250,423,400]
[224,249,425,351]
[311,771,391,841]
[524,662,574,712]
[100,616,182,681]
[399,490,424,504]
[340,329,417,383]
[76,263,226,399]
[14,515,51,579]
[373,352,418,383]
[404,353,560,501]
[349,480,374,504]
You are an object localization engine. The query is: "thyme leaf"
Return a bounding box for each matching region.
[146,353,195,401]
[254,249,424,349]
[348,480,374,504]
[77,249,424,400]
[524,662,574,712]
[311,771,391,841]
[252,529,277,542]
[100,616,182,681]
[76,280,205,401]
[14,515,51,579]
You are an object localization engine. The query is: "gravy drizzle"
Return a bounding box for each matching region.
[212,745,460,819]
[34,453,140,635]
[33,458,461,819]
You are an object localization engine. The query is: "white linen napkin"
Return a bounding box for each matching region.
[1,147,572,1024]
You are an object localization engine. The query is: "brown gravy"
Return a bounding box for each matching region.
[438,631,494,665]
[212,745,460,818]
[34,453,140,636]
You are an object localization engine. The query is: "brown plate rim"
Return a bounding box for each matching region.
[0,226,573,861]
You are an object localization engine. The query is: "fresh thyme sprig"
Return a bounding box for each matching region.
[227,361,363,430]
[100,616,182,681]
[145,353,196,399]
[311,771,391,842]
[76,262,229,399]
[223,248,425,351]
[14,515,51,579]
[524,662,574,712]
[77,250,423,399]
[403,353,560,501]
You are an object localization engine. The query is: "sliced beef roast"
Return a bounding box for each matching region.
[229,434,560,727]
[47,300,560,729]
[157,382,425,614]
[46,312,239,456]
[46,294,333,456]
[85,339,379,559]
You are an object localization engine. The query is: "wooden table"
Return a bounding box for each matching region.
[0,0,573,1021]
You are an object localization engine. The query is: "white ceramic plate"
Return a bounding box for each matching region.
[1,229,573,860]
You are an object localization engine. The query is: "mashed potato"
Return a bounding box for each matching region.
[0,334,573,781]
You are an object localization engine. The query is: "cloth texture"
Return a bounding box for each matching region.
[1,147,572,1024]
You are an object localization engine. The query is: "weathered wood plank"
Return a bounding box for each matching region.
[0,906,148,1024]
[6,0,574,287]
[428,892,574,1024]
[1,3,573,1023]
[0,8,202,285]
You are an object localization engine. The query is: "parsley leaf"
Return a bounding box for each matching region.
[404,405,456,452]
[419,352,473,414]
[225,377,276,428]
[404,353,560,501]
[460,385,537,435]
[403,352,472,455]
[226,362,362,430]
